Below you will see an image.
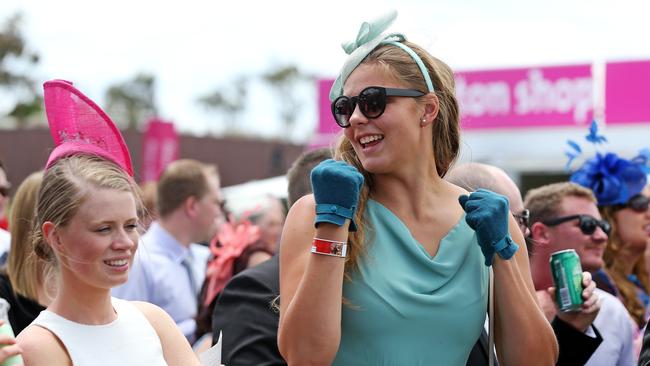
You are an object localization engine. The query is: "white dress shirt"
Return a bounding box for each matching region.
[587,288,636,366]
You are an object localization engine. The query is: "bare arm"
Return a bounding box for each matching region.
[278,195,348,365]
[493,215,559,365]
[17,325,71,366]
[134,301,200,366]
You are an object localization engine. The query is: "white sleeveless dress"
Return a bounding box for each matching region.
[31,297,168,366]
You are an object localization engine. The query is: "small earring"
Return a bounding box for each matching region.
[420,118,427,126]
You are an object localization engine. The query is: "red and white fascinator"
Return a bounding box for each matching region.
[43,79,133,176]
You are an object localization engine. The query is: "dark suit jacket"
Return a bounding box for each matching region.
[552,316,602,365]
[466,329,499,366]
[212,254,286,366]
[466,317,602,366]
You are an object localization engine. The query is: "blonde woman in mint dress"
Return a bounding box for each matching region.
[278,12,558,366]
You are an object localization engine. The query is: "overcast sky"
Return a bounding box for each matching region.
[2,0,649,142]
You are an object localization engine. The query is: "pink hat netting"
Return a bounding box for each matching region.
[44,79,133,176]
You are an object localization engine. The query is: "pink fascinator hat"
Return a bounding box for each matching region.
[44,79,133,176]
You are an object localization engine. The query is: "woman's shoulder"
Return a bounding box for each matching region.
[131,301,200,365]
[443,179,470,197]
[131,300,169,324]
[17,324,71,365]
[131,300,180,333]
[16,324,54,346]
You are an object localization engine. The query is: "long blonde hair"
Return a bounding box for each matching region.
[7,171,45,300]
[32,155,143,265]
[600,206,650,327]
[335,41,461,274]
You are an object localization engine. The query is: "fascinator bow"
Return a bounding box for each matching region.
[330,10,405,101]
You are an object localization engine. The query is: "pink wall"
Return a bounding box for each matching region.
[605,60,650,124]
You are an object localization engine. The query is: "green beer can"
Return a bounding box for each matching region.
[550,249,583,312]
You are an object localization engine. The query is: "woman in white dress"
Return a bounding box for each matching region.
[17,80,199,366]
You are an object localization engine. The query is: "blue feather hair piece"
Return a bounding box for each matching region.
[567,120,649,206]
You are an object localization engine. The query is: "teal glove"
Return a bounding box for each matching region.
[459,188,519,266]
[310,159,364,231]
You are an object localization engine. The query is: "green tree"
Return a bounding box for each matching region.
[105,73,157,130]
[197,76,248,133]
[261,64,315,138]
[0,13,43,128]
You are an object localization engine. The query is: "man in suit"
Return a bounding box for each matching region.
[211,148,331,366]
[526,182,635,365]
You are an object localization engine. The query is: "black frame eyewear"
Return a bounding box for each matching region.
[331,86,426,128]
[542,214,611,236]
[513,209,530,228]
[0,186,9,197]
[614,194,650,213]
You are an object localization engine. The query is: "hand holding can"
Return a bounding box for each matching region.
[550,249,584,312]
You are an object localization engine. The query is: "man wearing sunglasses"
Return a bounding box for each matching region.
[526,182,635,366]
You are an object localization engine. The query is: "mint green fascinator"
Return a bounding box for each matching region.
[329,10,435,101]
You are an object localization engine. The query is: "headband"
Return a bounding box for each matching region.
[43,80,134,176]
[329,10,435,101]
[566,121,649,206]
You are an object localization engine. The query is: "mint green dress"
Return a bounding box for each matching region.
[332,200,489,366]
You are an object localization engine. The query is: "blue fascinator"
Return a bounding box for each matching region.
[566,121,650,206]
[329,10,435,101]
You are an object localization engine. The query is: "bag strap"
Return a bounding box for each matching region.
[489,266,495,366]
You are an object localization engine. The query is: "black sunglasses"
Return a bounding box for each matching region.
[542,214,611,236]
[614,194,650,213]
[331,86,426,128]
[513,209,530,228]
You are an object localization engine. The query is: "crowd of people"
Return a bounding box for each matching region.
[0,9,649,366]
